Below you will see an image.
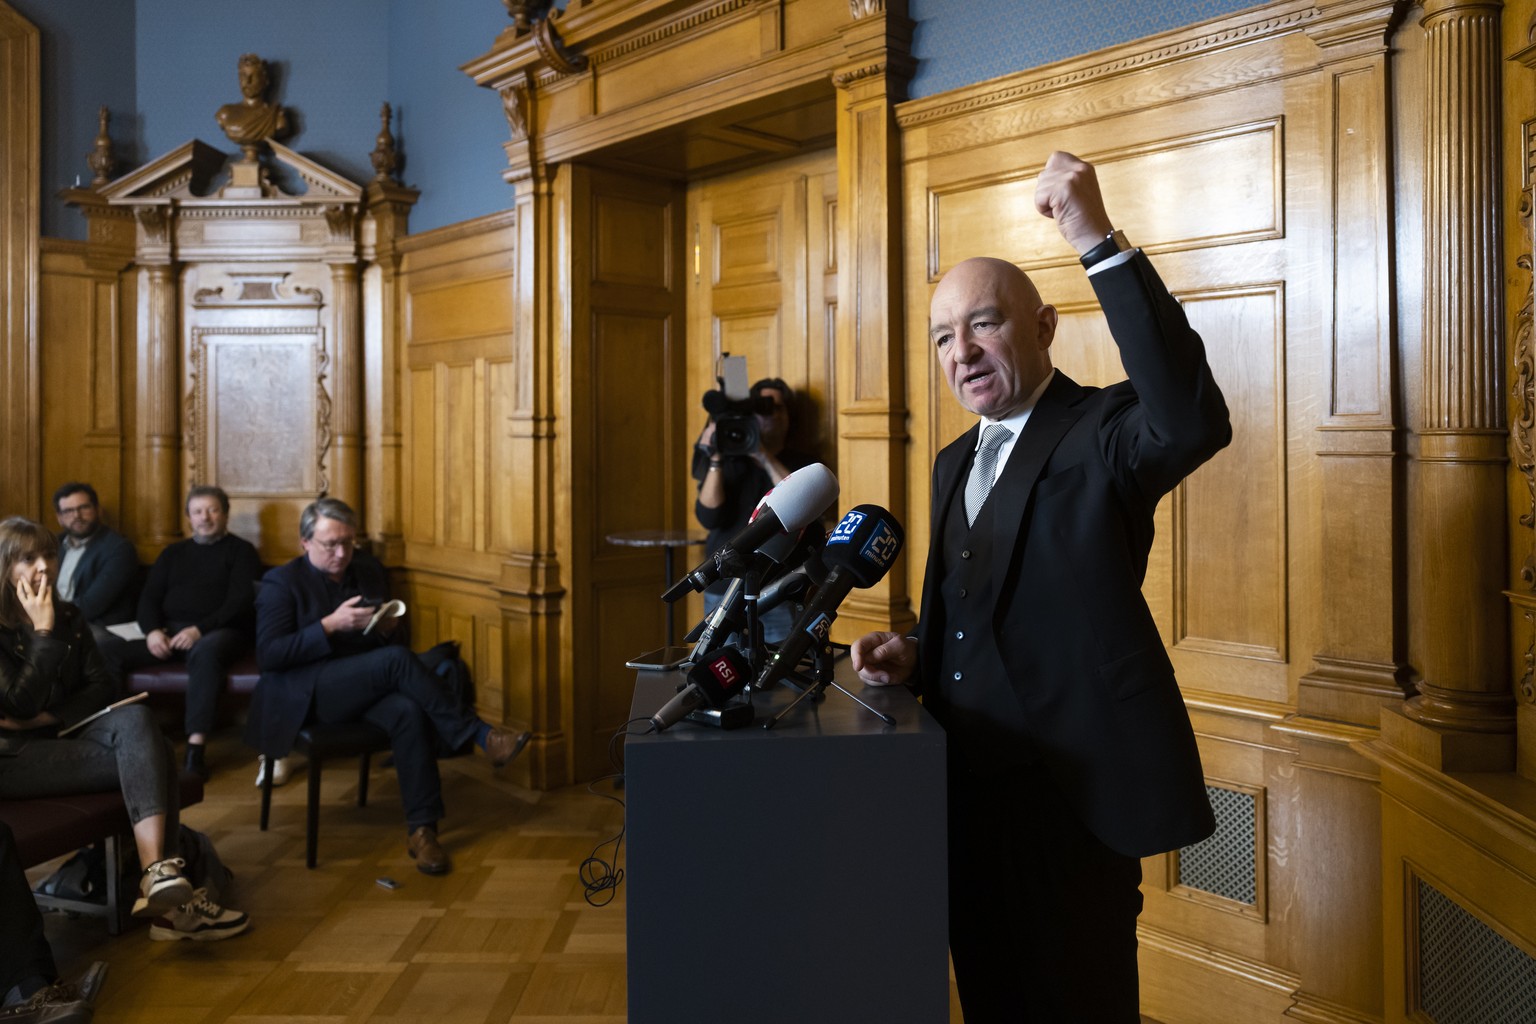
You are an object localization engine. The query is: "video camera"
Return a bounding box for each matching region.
[701,354,776,457]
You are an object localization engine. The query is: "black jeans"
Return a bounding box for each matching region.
[309,646,479,832]
[103,627,250,737]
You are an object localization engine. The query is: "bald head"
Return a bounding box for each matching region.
[929,257,1057,419]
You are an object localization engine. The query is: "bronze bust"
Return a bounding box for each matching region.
[216,53,289,157]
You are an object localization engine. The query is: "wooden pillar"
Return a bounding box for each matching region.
[362,180,417,563]
[1385,0,1515,770]
[0,5,39,517]
[133,205,182,551]
[832,0,916,639]
[328,259,364,511]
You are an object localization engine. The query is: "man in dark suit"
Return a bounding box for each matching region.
[247,497,531,876]
[52,482,137,645]
[852,152,1231,1022]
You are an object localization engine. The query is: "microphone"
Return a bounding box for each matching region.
[685,527,829,656]
[663,463,838,602]
[649,647,752,732]
[753,504,904,691]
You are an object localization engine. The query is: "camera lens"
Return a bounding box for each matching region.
[715,415,759,457]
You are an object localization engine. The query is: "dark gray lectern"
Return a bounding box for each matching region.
[625,666,948,1024]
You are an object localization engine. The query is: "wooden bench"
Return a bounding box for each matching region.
[0,775,204,934]
[124,652,261,698]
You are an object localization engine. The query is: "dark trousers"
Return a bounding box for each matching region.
[0,821,56,999]
[104,627,250,737]
[309,646,478,832]
[947,761,1143,1024]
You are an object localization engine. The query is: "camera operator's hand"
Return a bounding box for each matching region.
[696,419,726,509]
[695,420,718,457]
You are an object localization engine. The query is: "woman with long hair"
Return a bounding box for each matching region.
[0,516,248,945]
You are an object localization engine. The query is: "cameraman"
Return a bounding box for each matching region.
[691,378,809,642]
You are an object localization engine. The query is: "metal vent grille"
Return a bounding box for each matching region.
[1175,784,1256,905]
[1417,880,1536,1024]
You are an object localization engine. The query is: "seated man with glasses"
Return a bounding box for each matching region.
[52,482,138,648]
[245,497,532,875]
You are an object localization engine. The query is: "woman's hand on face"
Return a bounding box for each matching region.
[15,571,54,633]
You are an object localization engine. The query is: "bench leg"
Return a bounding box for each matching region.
[306,758,321,869]
[358,754,371,807]
[104,834,126,936]
[260,764,274,831]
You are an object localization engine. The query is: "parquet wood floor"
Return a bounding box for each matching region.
[28,734,1164,1023]
[30,734,634,1024]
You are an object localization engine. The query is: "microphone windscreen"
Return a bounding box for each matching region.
[702,390,730,415]
[687,647,751,706]
[823,504,904,588]
[759,463,839,533]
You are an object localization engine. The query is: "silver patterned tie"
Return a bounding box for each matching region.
[964,424,1013,527]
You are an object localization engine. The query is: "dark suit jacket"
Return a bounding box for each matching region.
[58,526,137,626]
[245,553,396,757]
[916,252,1231,859]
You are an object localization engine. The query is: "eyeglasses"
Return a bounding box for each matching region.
[308,538,356,553]
[57,503,93,518]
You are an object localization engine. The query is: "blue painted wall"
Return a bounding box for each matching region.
[908,0,1262,98]
[19,0,1265,241]
[9,0,136,240]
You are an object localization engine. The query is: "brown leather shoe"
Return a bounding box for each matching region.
[484,727,532,768]
[407,825,450,875]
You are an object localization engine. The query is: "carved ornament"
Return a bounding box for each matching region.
[370,102,400,183]
[500,81,530,142]
[324,204,354,244]
[135,205,169,244]
[88,106,115,187]
[1516,118,1536,587]
[849,0,884,18]
[532,14,588,75]
[833,62,887,89]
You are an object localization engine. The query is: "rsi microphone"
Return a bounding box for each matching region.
[649,647,752,732]
[753,503,904,692]
[662,462,838,602]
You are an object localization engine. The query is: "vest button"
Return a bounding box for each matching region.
[952,671,963,681]
[955,630,965,640]
[959,588,968,598]
[961,550,971,559]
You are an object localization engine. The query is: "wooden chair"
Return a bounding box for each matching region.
[257,722,392,868]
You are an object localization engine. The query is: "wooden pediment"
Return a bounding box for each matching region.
[266,140,363,203]
[98,139,226,204]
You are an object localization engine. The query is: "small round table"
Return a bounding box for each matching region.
[606,529,710,647]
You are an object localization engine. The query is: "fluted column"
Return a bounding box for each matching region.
[328,260,363,512]
[1389,0,1514,770]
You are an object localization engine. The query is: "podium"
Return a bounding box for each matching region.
[624,665,949,1024]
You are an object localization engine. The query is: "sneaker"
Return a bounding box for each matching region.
[132,857,192,919]
[254,755,290,788]
[0,962,106,1023]
[148,888,249,942]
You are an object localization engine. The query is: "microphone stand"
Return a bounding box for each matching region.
[762,641,895,730]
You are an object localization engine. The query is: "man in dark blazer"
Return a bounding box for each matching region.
[246,497,531,876]
[52,482,137,644]
[853,152,1231,1022]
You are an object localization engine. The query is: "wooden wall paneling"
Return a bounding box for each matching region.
[831,5,916,641]
[1296,5,1414,731]
[0,2,38,517]
[39,242,129,524]
[566,163,686,783]
[397,210,551,775]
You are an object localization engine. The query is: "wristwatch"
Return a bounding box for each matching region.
[1079,229,1131,269]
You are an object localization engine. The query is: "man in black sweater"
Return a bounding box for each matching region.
[103,486,262,778]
